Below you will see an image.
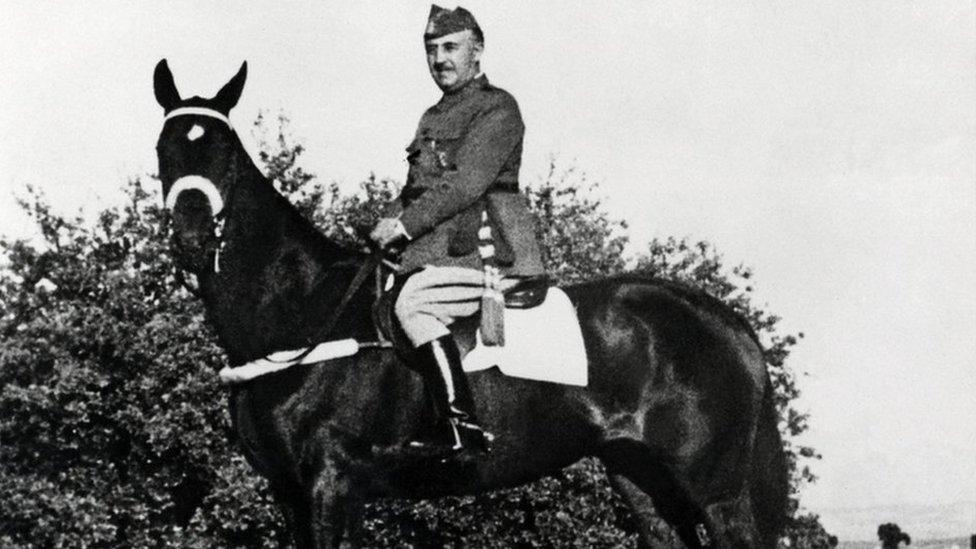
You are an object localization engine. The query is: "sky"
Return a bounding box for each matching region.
[1,0,974,539]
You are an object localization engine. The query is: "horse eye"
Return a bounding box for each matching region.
[187,124,205,141]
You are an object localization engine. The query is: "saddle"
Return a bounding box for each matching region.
[372,271,550,357]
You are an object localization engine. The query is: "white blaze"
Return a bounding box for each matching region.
[187,124,205,141]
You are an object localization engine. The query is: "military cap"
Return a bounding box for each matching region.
[424,4,482,41]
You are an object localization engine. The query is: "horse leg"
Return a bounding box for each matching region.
[606,459,760,548]
[599,440,718,549]
[284,504,316,549]
[701,494,762,549]
[607,473,679,548]
[269,483,315,548]
[309,464,366,548]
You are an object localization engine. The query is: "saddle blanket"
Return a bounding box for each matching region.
[218,289,587,387]
[463,287,588,386]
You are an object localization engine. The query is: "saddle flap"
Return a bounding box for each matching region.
[464,287,587,386]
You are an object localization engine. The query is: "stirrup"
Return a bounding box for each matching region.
[449,417,494,453]
[404,418,493,456]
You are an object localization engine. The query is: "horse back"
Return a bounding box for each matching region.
[565,274,766,398]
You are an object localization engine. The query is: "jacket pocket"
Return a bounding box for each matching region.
[425,128,463,172]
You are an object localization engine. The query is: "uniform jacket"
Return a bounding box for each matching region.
[395,75,545,276]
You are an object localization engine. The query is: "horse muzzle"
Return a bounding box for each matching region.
[164,175,227,273]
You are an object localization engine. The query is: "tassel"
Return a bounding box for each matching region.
[480,265,505,346]
[478,210,505,346]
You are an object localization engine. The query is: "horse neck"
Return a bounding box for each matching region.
[200,151,360,363]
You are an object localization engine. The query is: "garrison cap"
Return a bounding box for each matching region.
[424,5,482,41]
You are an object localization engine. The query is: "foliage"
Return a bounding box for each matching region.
[878,523,911,548]
[0,182,285,548]
[254,111,401,250]
[0,116,827,547]
[526,160,629,282]
[361,459,662,548]
[783,513,838,548]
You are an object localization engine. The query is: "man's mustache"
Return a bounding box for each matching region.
[433,62,454,72]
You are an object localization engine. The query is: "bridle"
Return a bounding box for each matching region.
[160,107,234,278]
[159,106,395,376]
[164,106,233,128]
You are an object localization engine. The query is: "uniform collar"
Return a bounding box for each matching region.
[436,74,489,109]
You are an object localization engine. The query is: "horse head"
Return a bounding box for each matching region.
[153,59,248,273]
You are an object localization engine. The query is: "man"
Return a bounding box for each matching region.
[370,5,545,455]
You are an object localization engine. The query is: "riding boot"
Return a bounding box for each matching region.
[406,335,492,455]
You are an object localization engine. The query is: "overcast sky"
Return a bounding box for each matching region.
[1,0,973,537]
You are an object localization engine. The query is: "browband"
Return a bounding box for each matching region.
[164,107,233,129]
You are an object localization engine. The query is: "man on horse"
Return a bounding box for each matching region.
[370,5,545,456]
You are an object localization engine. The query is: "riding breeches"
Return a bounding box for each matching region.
[395,266,518,347]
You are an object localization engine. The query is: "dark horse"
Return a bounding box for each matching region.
[153,60,788,548]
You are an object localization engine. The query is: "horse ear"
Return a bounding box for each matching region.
[153,59,181,111]
[213,61,247,112]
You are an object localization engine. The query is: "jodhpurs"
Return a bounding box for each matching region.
[394,266,518,347]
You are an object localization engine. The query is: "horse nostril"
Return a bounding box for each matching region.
[174,231,204,252]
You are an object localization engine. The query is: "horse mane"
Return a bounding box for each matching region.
[196,133,372,362]
[271,187,357,260]
[229,131,360,263]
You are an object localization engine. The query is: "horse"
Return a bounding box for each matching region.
[152,59,789,548]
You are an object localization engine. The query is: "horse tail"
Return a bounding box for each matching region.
[749,377,790,547]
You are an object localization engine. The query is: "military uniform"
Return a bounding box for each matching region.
[393,74,544,347]
[376,4,543,455]
[397,74,544,277]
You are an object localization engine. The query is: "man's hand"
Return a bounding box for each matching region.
[370,217,409,248]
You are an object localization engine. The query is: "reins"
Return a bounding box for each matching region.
[268,249,389,365]
[163,209,395,366]
[215,249,395,384]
